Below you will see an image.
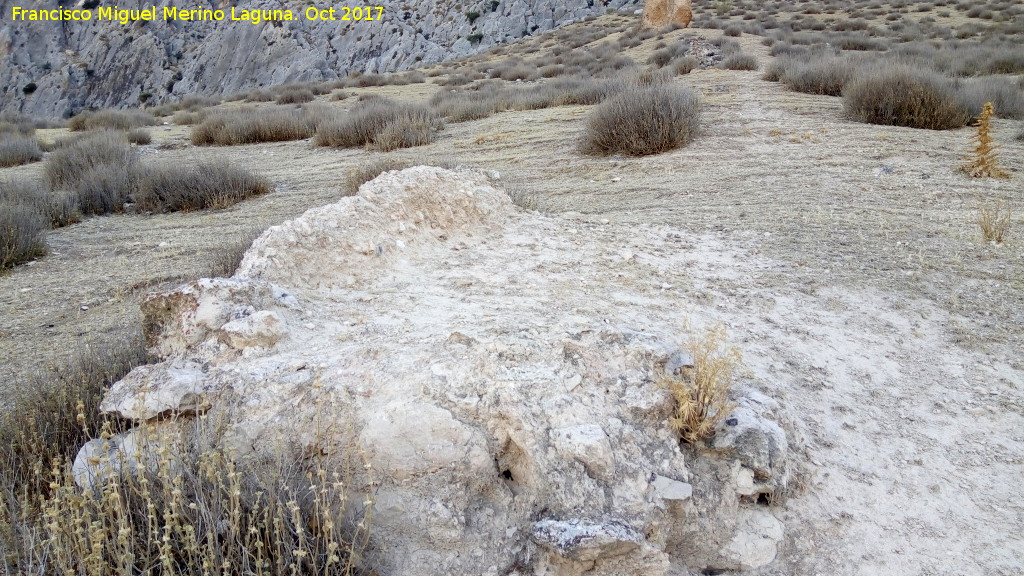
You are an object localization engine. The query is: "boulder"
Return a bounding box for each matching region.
[642,0,693,29]
[82,167,796,575]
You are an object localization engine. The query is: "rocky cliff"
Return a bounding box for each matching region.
[0,0,639,118]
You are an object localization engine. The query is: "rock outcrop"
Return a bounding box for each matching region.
[642,0,693,28]
[79,166,797,575]
[1,0,641,118]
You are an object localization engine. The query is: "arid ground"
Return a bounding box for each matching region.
[2,10,1022,575]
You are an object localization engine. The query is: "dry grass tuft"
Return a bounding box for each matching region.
[959,102,1009,178]
[0,337,375,576]
[661,323,740,444]
[976,201,1011,243]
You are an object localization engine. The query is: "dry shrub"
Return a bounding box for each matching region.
[314,99,440,149]
[126,128,151,145]
[580,84,701,157]
[0,202,48,269]
[246,89,275,102]
[843,63,971,129]
[172,110,206,125]
[276,85,316,104]
[0,137,42,168]
[722,53,759,70]
[134,161,271,212]
[191,107,322,145]
[342,157,414,196]
[672,56,700,75]
[775,53,860,96]
[45,131,138,215]
[960,102,1009,178]
[68,109,156,132]
[957,76,1024,120]
[1,179,81,228]
[661,323,740,444]
[976,201,1011,243]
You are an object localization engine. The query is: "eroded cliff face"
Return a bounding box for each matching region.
[1,0,639,118]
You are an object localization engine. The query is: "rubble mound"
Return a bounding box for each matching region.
[86,166,796,575]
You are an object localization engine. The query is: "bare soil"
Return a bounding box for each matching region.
[2,26,1022,575]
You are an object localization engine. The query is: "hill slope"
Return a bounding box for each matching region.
[0,0,638,117]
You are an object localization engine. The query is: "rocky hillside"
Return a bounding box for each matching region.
[0,0,639,118]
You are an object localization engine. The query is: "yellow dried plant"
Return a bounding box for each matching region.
[960,102,1009,179]
[662,322,740,443]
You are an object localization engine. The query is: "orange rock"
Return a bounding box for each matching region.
[642,0,693,28]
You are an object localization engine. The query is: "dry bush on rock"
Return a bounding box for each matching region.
[843,64,971,129]
[661,323,740,444]
[0,337,374,576]
[580,84,701,157]
[134,161,271,212]
[343,157,414,196]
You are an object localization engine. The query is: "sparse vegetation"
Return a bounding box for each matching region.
[580,84,701,156]
[126,127,152,145]
[976,201,1011,243]
[134,161,272,212]
[662,323,740,444]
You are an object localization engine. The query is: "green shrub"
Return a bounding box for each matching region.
[67,109,156,131]
[314,99,441,149]
[0,202,47,269]
[134,161,272,212]
[843,64,971,129]
[0,138,42,168]
[580,84,701,156]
